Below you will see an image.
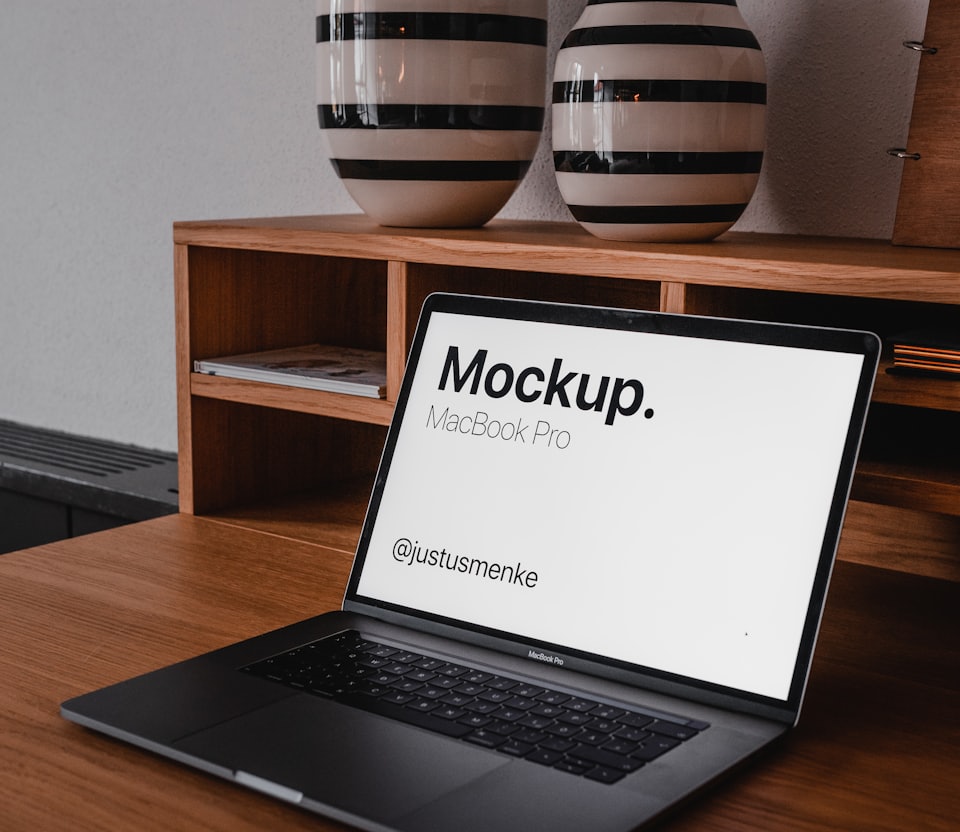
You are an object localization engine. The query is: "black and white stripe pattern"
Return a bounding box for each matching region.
[552,0,766,242]
[317,1,547,228]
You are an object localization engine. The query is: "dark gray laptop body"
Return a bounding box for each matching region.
[62,294,880,831]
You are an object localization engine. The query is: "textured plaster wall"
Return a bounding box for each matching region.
[0,1,930,453]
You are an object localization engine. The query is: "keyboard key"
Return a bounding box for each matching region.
[617,712,653,729]
[568,744,645,773]
[513,684,546,698]
[463,700,501,715]
[458,713,492,729]
[478,689,513,704]
[565,697,599,713]
[556,711,592,726]
[569,728,605,745]
[406,698,440,713]
[540,736,577,753]
[454,682,486,696]
[648,719,699,740]
[630,737,680,761]
[389,679,424,693]
[414,657,446,671]
[554,759,590,776]
[537,691,571,706]
[358,656,392,669]
[430,676,462,690]
[417,686,447,700]
[601,738,638,756]
[499,739,534,757]
[432,705,466,721]
[513,729,547,745]
[463,670,493,684]
[527,748,564,766]
[392,651,422,664]
[465,729,506,749]
[485,719,520,736]
[585,718,618,733]
[590,705,626,721]
[531,704,566,718]
[381,691,415,705]
[584,766,628,784]
[614,726,652,743]
[365,645,399,658]
[519,714,554,730]
[544,722,582,739]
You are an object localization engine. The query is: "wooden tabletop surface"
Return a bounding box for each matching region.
[0,513,956,831]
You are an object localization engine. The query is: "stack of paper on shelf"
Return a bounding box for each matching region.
[194,344,387,398]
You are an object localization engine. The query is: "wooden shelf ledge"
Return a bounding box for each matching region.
[190,373,393,426]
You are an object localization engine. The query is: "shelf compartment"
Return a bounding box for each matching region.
[181,399,387,516]
[872,360,960,412]
[183,246,388,361]
[393,262,662,360]
[854,404,960,515]
[852,461,960,516]
[678,284,960,413]
[839,501,960,582]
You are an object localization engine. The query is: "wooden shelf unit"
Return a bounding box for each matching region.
[174,214,960,580]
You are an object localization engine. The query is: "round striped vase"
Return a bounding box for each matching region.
[552,0,766,243]
[316,1,547,228]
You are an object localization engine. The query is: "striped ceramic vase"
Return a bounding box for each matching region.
[316,1,547,228]
[552,0,766,242]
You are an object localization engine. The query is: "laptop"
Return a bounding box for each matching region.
[62,293,880,831]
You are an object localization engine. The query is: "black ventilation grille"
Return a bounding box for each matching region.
[0,419,178,521]
[0,420,172,477]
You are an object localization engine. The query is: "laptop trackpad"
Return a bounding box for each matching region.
[174,693,509,823]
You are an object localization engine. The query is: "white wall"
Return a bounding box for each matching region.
[0,1,929,453]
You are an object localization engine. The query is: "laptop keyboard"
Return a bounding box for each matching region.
[242,630,708,785]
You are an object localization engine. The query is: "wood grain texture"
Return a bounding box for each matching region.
[0,515,956,831]
[174,242,196,513]
[173,215,960,302]
[839,500,960,581]
[893,0,960,248]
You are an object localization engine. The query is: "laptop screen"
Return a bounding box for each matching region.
[349,296,876,705]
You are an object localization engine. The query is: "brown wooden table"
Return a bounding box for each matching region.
[1,513,956,831]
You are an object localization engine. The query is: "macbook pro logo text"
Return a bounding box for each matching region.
[439,346,654,426]
[527,649,564,666]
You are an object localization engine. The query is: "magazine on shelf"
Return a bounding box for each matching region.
[194,344,386,398]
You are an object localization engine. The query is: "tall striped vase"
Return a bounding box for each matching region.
[552,0,766,242]
[317,1,547,228]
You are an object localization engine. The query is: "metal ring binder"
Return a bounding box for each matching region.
[902,40,938,54]
[887,148,922,160]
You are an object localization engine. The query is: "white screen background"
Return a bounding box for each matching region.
[357,313,864,700]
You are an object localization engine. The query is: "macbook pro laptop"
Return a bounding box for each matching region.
[62,293,880,831]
